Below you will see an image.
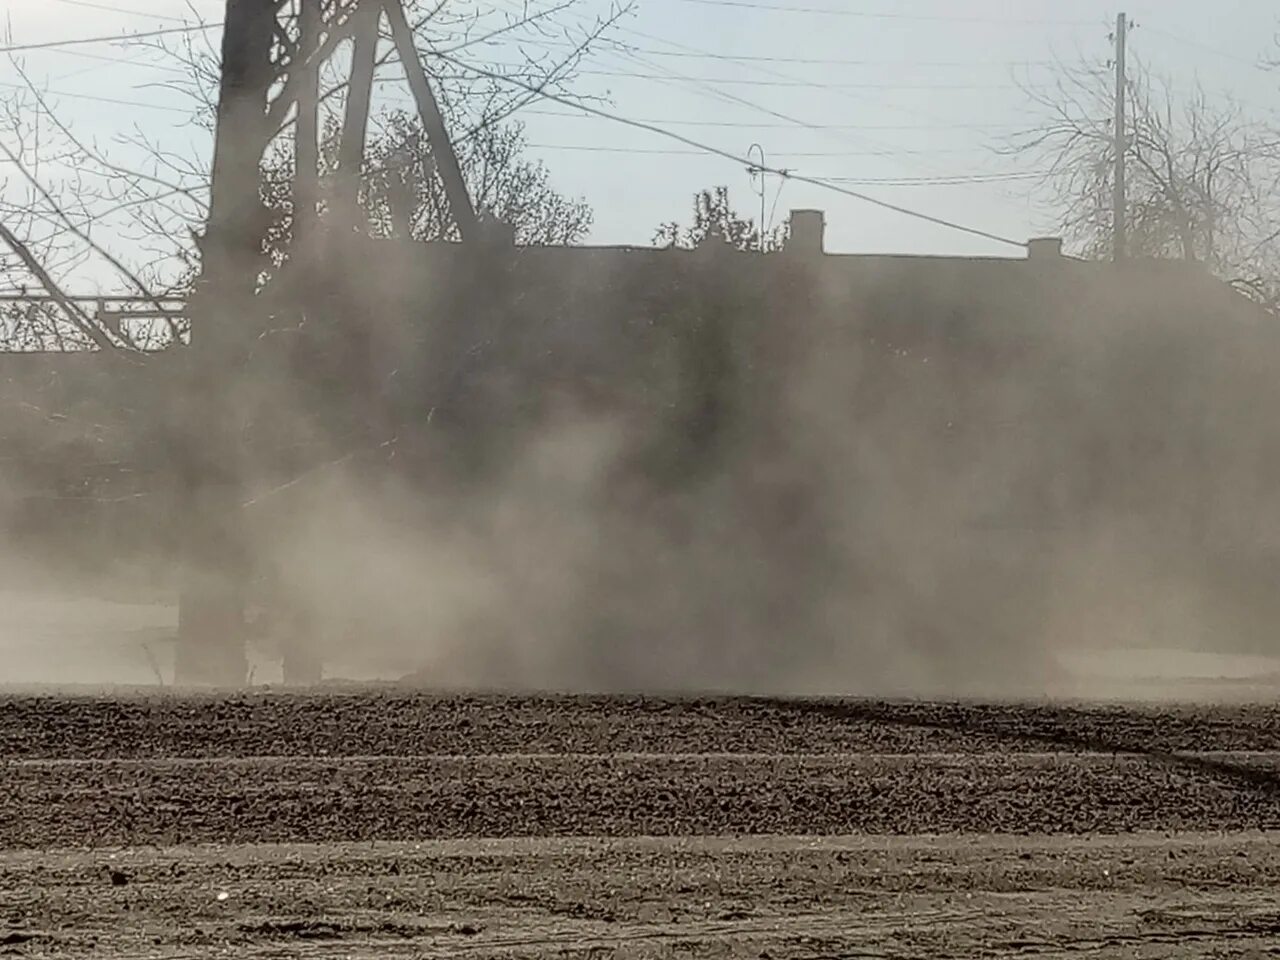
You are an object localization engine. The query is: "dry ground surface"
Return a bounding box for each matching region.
[4,691,1280,958]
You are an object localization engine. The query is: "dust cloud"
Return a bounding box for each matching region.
[4,245,1280,697]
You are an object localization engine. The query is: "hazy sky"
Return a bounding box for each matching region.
[1,0,1276,288]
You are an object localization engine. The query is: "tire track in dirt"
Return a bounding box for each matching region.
[5,836,1280,958]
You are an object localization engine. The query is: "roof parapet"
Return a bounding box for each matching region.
[1027,237,1063,261]
[786,209,825,257]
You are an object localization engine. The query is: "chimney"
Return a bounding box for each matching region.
[786,209,825,257]
[1027,236,1063,261]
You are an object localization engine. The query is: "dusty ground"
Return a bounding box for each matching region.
[4,691,1280,957]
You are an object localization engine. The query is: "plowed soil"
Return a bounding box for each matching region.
[4,690,1280,957]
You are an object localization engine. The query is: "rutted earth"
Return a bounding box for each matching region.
[4,691,1280,957]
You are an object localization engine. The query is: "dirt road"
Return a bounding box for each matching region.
[4,691,1280,957]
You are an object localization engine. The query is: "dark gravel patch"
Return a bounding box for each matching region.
[6,752,1280,847]
[7,692,1280,847]
[4,691,1280,760]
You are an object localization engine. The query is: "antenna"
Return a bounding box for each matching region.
[747,142,767,251]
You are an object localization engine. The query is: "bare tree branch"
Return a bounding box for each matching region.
[0,221,137,354]
[1007,55,1280,309]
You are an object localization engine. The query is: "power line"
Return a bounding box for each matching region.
[524,143,745,155]
[528,37,1057,68]
[391,42,957,165]
[526,142,1018,159]
[579,38,956,166]
[450,60,1049,91]
[404,65,1041,91]
[526,142,1047,180]
[0,81,190,113]
[522,109,1026,132]
[498,3,1046,210]
[494,0,995,175]
[523,141,1046,181]
[468,1,1021,194]
[624,48,1058,68]
[573,68,1045,90]
[822,172,1045,185]
[46,0,190,22]
[0,23,220,56]
[1142,25,1270,72]
[575,49,914,159]
[675,0,1093,25]
[435,50,1027,250]
[28,46,188,76]
[599,17,996,149]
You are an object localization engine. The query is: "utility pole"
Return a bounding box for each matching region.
[384,0,478,241]
[1113,11,1127,263]
[175,0,276,685]
[333,0,379,231]
[293,0,322,244]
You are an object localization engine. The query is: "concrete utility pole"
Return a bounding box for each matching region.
[175,0,276,686]
[1113,11,1127,263]
[333,0,380,231]
[383,0,478,240]
[293,0,322,243]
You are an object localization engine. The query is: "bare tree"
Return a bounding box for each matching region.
[0,0,629,685]
[261,111,591,252]
[139,0,625,253]
[654,186,788,253]
[1014,59,1280,309]
[0,0,627,350]
[0,106,165,351]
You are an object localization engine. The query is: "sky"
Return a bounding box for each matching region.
[0,0,1277,291]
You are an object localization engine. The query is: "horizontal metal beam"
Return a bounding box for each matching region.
[98,310,186,321]
[0,295,185,305]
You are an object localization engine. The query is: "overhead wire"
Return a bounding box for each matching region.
[474,0,1036,190]
[34,47,190,84]
[574,46,916,160]
[674,0,1095,26]
[524,142,1023,160]
[764,166,786,230]
[610,1,1070,198]
[538,27,964,171]
[520,140,1049,183]
[522,142,1049,182]
[7,1,1035,249]
[501,35,1059,68]
[520,109,1027,132]
[0,80,190,113]
[563,11,1018,168]
[433,49,1027,250]
[1142,25,1271,72]
[480,0,943,143]
[820,171,1046,185]
[0,23,221,56]
[455,0,1050,186]
[45,0,191,22]
[588,48,1060,68]
[570,68,1051,90]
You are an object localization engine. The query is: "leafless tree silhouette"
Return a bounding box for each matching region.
[1012,58,1280,311]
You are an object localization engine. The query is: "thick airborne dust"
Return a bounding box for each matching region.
[246,248,1278,697]
[3,243,1278,695]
